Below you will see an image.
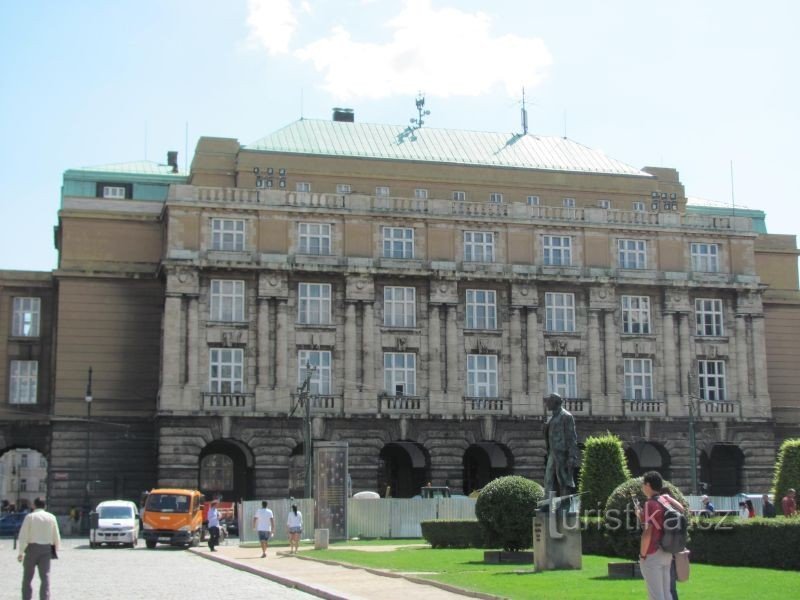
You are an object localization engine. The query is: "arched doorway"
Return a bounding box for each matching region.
[199,440,254,501]
[462,442,514,494]
[378,442,430,498]
[0,447,48,512]
[700,444,744,495]
[626,442,671,480]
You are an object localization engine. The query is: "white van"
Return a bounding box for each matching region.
[91,500,139,548]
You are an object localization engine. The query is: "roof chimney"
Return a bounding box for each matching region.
[167,151,179,173]
[332,108,355,123]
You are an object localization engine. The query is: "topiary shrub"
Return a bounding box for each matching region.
[578,433,631,516]
[772,439,800,512]
[603,476,687,558]
[475,476,544,551]
[420,519,485,548]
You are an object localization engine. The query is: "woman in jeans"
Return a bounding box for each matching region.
[287,504,303,554]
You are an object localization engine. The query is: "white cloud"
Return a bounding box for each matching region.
[246,0,552,100]
[246,0,298,55]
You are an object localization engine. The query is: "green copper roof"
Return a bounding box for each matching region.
[73,160,186,177]
[247,119,651,177]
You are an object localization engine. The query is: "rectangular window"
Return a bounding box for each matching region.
[545,292,576,332]
[336,184,351,194]
[20,479,27,492]
[452,191,466,201]
[39,455,46,468]
[383,287,416,327]
[12,297,41,337]
[382,227,414,259]
[384,352,416,396]
[10,360,38,404]
[298,222,332,255]
[547,356,577,398]
[464,231,495,262]
[527,195,540,206]
[624,358,653,400]
[209,348,243,393]
[698,360,726,401]
[621,295,651,334]
[618,239,647,269]
[691,243,720,272]
[102,185,126,199]
[598,199,611,209]
[466,289,497,330]
[210,280,245,322]
[375,186,390,197]
[20,454,28,467]
[489,192,503,204]
[298,350,332,395]
[414,188,428,199]
[632,201,645,212]
[211,218,245,252]
[296,182,311,192]
[542,236,572,266]
[467,354,498,397]
[298,283,332,325]
[562,197,576,208]
[695,298,724,336]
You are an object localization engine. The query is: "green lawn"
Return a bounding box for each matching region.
[307,546,800,600]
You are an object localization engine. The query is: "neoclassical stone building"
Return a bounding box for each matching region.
[2,111,799,511]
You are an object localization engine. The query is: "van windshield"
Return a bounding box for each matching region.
[99,506,134,519]
[145,494,191,513]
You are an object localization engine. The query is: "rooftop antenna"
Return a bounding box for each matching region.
[563,109,567,139]
[521,88,529,135]
[300,87,304,120]
[410,93,430,129]
[144,121,148,160]
[730,160,736,217]
[184,121,189,173]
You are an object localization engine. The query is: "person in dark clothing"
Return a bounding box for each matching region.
[762,494,776,518]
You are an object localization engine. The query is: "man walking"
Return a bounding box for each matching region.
[637,472,673,600]
[207,499,220,552]
[18,497,61,600]
[253,500,274,558]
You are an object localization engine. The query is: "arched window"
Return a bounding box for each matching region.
[200,454,233,491]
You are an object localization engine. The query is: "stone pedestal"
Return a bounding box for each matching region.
[532,512,582,572]
[314,528,329,549]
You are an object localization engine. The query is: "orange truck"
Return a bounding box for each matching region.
[141,488,204,549]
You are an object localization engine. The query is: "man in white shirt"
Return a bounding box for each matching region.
[17,497,61,600]
[252,500,275,558]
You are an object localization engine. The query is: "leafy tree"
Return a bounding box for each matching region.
[773,439,800,512]
[578,433,631,516]
[475,475,544,551]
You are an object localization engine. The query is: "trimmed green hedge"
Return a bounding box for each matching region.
[773,439,800,511]
[475,476,544,551]
[420,519,486,548]
[578,434,631,516]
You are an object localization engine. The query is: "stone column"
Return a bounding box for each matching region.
[345,302,357,392]
[362,301,375,391]
[510,307,523,396]
[588,310,603,411]
[678,312,691,396]
[526,308,539,400]
[603,310,618,401]
[445,304,459,395]
[161,295,183,395]
[428,304,442,392]
[735,314,749,402]
[186,296,199,388]
[751,315,768,402]
[275,299,288,390]
[662,312,677,396]
[257,298,270,387]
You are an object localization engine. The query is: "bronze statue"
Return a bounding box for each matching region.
[543,393,580,498]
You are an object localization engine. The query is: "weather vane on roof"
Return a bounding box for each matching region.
[410,93,430,129]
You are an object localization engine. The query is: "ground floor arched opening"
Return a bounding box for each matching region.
[700,443,744,496]
[198,439,254,501]
[625,442,671,480]
[462,442,514,495]
[0,447,48,513]
[378,442,430,498]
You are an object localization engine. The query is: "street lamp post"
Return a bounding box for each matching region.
[84,367,93,531]
[297,362,316,498]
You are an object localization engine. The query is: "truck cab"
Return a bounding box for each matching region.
[141,488,203,549]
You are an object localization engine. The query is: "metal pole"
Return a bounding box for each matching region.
[84,367,93,531]
[298,362,315,499]
[688,398,698,495]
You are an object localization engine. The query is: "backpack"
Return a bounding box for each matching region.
[656,495,688,554]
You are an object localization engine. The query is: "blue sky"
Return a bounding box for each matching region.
[2,0,798,271]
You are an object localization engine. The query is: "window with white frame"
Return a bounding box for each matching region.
[527,195,540,206]
[599,199,611,209]
[695,298,724,336]
[375,186,390,197]
[384,352,416,396]
[466,289,497,330]
[298,222,332,255]
[542,236,572,266]
[698,360,726,401]
[20,454,28,467]
[209,348,243,394]
[691,243,720,272]
[489,192,503,204]
[467,354,498,397]
[102,185,126,199]
[452,190,466,201]
[20,479,27,492]
[210,280,245,322]
[464,231,495,262]
[298,283,332,325]
[545,292,575,332]
[10,360,38,404]
[621,295,651,334]
[12,297,40,337]
[297,350,332,395]
[414,188,428,199]
[562,197,576,208]
[296,182,311,192]
[336,183,351,194]
[547,356,577,398]
[383,287,416,327]
[382,227,414,259]
[624,358,653,400]
[632,201,645,212]
[211,218,245,251]
[618,239,647,269]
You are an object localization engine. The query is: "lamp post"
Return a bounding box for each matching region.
[297,362,316,498]
[84,367,93,531]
